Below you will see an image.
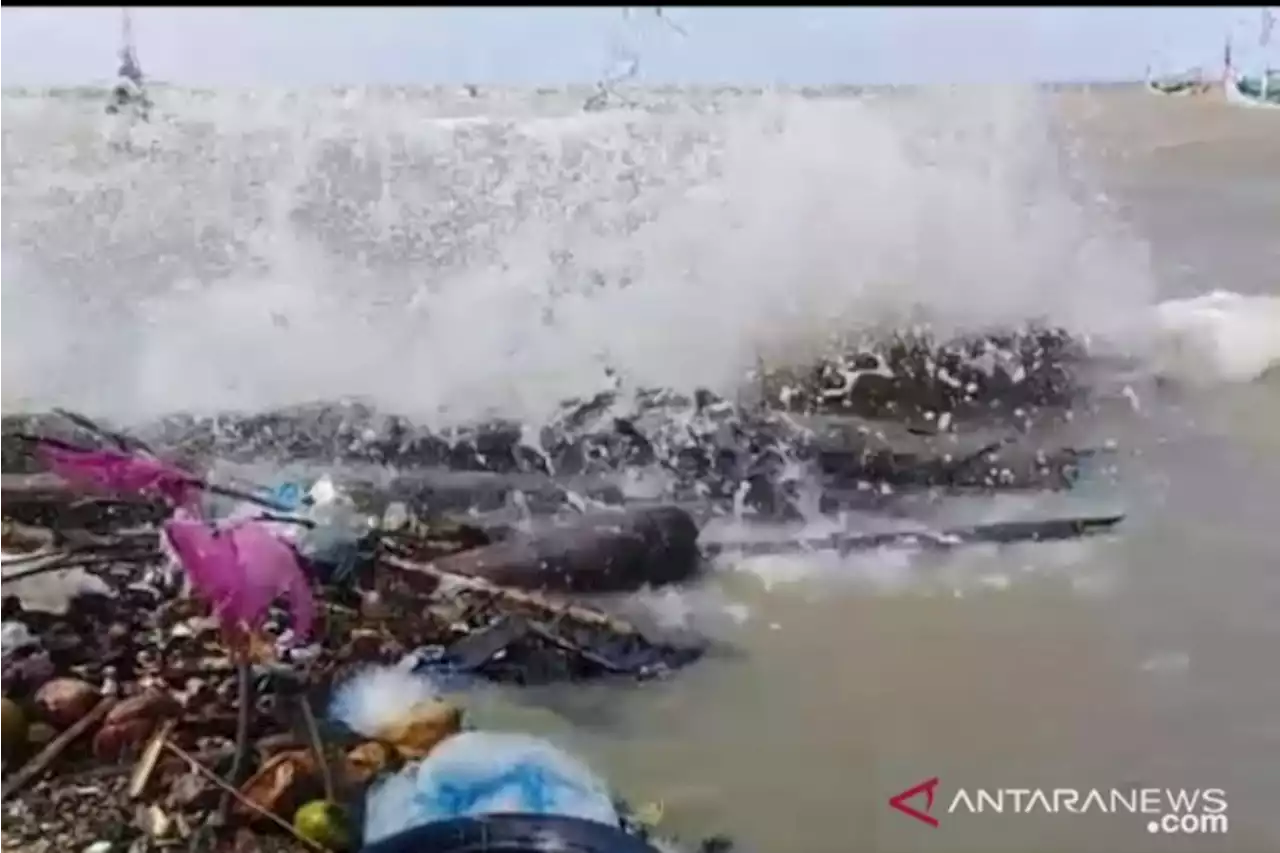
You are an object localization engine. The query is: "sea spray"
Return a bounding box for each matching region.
[3,86,1155,425]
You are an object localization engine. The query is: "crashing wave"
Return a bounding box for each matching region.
[2,328,1114,523]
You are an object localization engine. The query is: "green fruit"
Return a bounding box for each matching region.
[293,800,353,852]
[2,697,28,752]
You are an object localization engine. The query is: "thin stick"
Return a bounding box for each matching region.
[203,482,297,513]
[701,513,1127,558]
[380,552,640,636]
[3,549,159,583]
[129,719,177,799]
[10,433,100,454]
[13,434,296,513]
[161,740,326,851]
[298,695,336,803]
[255,512,316,529]
[53,407,147,453]
[0,548,62,566]
[1,696,119,800]
[63,745,234,784]
[215,657,254,826]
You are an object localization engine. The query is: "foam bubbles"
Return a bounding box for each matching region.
[1148,290,1280,385]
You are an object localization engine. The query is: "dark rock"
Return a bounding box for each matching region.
[759,325,1086,419]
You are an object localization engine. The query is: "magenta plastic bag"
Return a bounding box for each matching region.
[39,444,196,507]
[163,514,315,639]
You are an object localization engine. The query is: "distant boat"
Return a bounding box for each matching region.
[1143,43,1212,96]
[1145,66,1211,97]
[105,7,151,121]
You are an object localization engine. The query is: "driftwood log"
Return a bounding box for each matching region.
[418,506,701,593]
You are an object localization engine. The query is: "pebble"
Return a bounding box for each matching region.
[168,771,211,809]
[34,677,102,728]
[135,804,174,839]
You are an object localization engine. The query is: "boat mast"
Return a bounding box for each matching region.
[118,7,143,86]
[1262,7,1274,99]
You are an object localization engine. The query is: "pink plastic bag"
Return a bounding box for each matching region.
[39,444,196,507]
[163,515,315,640]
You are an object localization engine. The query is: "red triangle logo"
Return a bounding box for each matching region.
[889,776,941,827]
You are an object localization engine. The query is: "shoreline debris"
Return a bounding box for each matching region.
[2,418,709,850]
[1,331,1126,849]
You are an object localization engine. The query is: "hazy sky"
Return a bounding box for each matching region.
[1,7,1270,87]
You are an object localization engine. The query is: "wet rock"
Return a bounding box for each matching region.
[92,718,154,762]
[91,691,179,761]
[134,804,175,841]
[26,721,57,748]
[2,696,28,754]
[40,623,85,657]
[167,770,213,810]
[3,649,56,693]
[759,326,1085,419]
[34,677,101,728]
[235,749,320,824]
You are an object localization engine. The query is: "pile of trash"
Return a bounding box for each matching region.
[329,667,731,853]
[1,411,711,851]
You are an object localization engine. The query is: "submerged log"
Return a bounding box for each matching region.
[424,505,701,593]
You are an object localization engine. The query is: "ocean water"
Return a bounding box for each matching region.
[3,84,1279,852]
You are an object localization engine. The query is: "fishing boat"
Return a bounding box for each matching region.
[1223,9,1280,108]
[1145,64,1210,96]
[1146,73,1209,97]
[105,7,151,121]
[1225,67,1280,107]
